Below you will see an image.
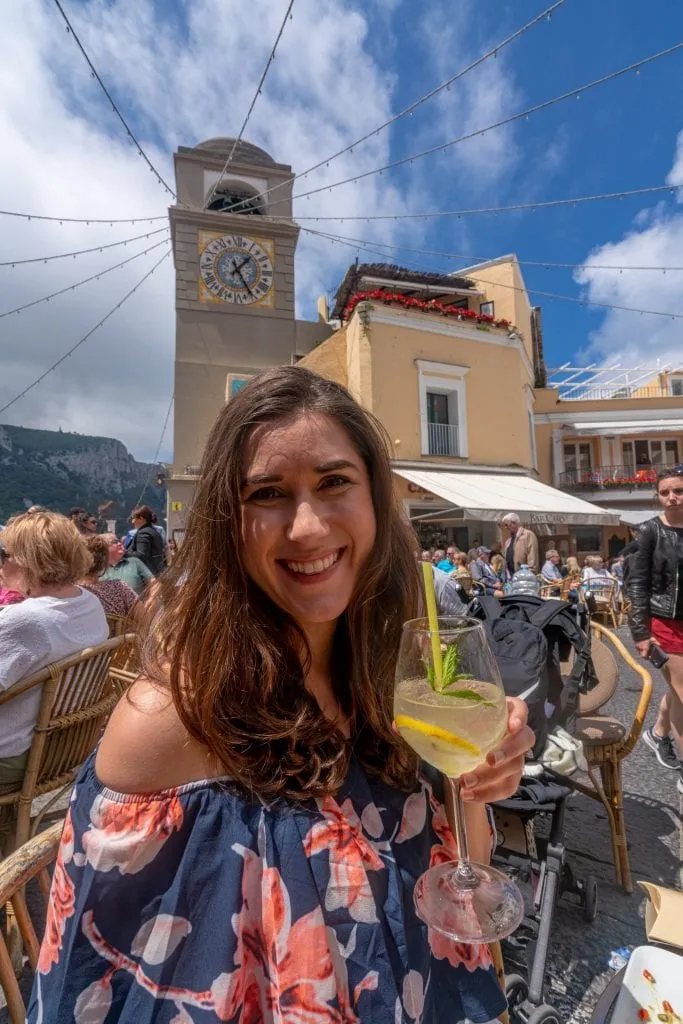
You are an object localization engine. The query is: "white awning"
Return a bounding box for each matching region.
[608,508,658,526]
[394,468,620,525]
[566,419,683,437]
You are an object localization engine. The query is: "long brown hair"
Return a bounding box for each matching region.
[146,366,418,802]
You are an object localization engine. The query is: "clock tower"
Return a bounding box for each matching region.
[167,137,329,537]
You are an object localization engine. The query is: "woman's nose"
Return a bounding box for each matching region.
[288,500,329,543]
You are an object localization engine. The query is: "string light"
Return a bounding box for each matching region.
[204,0,296,211]
[0,210,167,225]
[282,183,677,223]
[0,227,168,267]
[302,225,683,273]
[135,393,175,506]
[0,236,170,319]
[51,0,175,198]
[0,249,171,416]
[218,0,566,214]
[305,228,683,322]
[279,42,683,206]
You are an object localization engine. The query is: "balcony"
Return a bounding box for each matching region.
[427,421,460,457]
[559,464,664,492]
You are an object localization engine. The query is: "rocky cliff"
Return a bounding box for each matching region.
[0,425,166,531]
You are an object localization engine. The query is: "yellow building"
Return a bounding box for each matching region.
[534,364,683,559]
[300,257,616,551]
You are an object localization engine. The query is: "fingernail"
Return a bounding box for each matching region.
[462,774,478,789]
[487,750,506,767]
[461,789,475,801]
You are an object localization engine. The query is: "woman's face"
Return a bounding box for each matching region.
[658,475,683,511]
[240,412,376,632]
[0,544,29,595]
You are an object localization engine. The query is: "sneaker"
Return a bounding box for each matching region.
[642,727,679,770]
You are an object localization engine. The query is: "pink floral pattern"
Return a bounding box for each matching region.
[28,758,506,1023]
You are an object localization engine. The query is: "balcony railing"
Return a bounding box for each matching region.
[559,464,669,491]
[428,421,460,457]
[556,386,678,401]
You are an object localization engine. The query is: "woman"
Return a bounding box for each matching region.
[581,554,613,587]
[29,368,533,1023]
[565,555,580,577]
[126,504,166,576]
[629,466,683,787]
[0,511,108,786]
[490,552,506,585]
[80,535,142,625]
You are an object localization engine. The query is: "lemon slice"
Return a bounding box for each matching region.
[395,715,481,756]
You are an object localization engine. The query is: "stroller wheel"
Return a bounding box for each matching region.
[527,1003,562,1024]
[505,973,528,1009]
[582,874,598,923]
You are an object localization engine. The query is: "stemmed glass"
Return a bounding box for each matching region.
[395,616,524,943]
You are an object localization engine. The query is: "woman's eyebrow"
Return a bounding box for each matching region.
[242,459,357,488]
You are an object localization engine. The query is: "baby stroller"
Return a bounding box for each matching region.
[468,594,600,1024]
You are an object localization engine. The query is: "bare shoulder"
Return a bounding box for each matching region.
[96,676,220,794]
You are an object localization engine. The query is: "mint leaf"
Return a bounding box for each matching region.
[440,686,495,707]
[442,644,460,685]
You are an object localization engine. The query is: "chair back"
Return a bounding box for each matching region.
[108,632,140,697]
[0,637,126,844]
[580,578,616,605]
[577,627,619,714]
[105,612,129,637]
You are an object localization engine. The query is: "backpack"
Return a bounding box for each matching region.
[468,594,595,757]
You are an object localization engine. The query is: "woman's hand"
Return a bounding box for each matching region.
[635,638,653,659]
[460,697,534,803]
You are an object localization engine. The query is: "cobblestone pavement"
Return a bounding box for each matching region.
[2,626,681,1021]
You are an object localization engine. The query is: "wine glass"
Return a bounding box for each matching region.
[395,616,524,943]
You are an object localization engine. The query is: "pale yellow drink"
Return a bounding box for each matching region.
[395,678,507,777]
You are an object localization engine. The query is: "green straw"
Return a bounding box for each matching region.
[421,561,443,687]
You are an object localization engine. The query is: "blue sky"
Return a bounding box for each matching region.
[1,0,682,460]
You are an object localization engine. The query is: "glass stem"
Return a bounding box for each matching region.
[449,777,479,888]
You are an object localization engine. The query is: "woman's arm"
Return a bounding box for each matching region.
[627,524,655,643]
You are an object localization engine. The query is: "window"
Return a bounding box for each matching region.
[573,527,601,553]
[417,361,469,458]
[480,300,494,317]
[623,439,679,469]
[563,443,592,473]
[670,377,683,396]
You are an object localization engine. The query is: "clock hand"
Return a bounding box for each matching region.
[234,265,254,297]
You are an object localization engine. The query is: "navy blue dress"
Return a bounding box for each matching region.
[29,753,506,1022]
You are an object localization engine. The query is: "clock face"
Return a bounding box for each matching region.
[198,233,274,305]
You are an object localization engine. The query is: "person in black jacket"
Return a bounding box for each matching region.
[628,466,683,788]
[127,505,166,576]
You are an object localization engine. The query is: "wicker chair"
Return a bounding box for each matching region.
[579,579,620,629]
[0,636,128,854]
[105,611,129,637]
[108,631,141,698]
[569,622,653,893]
[0,820,63,1024]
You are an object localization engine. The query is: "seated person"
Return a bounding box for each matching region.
[450,551,472,578]
[0,511,108,785]
[435,545,459,573]
[581,554,614,589]
[470,547,503,596]
[100,533,154,596]
[81,535,144,627]
[490,552,507,585]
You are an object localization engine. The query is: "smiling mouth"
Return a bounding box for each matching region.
[279,548,344,579]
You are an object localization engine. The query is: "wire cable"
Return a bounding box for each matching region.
[204,0,295,210]
[135,393,175,507]
[282,42,683,205]
[219,0,567,214]
[288,183,676,222]
[0,236,170,319]
[302,225,683,273]
[51,0,175,198]
[0,248,171,416]
[0,210,168,226]
[0,227,169,267]
[308,228,683,321]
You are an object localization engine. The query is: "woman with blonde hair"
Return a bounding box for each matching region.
[565,555,580,577]
[30,368,532,1023]
[0,511,107,785]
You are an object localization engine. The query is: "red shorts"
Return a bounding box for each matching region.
[651,616,683,655]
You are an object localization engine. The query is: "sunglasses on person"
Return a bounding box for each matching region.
[0,542,11,566]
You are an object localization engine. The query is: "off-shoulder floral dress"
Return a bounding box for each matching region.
[29,752,506,1023]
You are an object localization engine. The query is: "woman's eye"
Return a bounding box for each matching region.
[320,475,352,490]
[248,487,284,501]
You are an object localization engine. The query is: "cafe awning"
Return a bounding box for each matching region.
[394,468,620,525]
[609,508,657,527]
[566,419,683,437]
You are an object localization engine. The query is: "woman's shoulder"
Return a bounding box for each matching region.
[96,676,220,794]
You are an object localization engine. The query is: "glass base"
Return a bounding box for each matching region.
[413,859,525,943]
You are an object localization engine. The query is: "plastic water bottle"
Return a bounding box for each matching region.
[509,564,540,596]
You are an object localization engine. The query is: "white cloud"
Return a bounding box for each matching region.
[574,133,683,370]
[666,128,683,191]
[0,0,418,460]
